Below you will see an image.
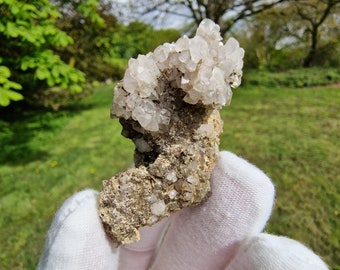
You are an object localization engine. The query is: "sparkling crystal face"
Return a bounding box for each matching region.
[112,18,244,132]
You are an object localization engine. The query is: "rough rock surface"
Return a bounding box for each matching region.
[98,19,244,246]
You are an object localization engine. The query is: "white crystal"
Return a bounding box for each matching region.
[189,36,208,63]
[134,137,152,152]
[148,215,159,224]
[175,35,190,52]
[165,170,177,182]
[196,18,222,42]
[119,183,129,191]
[187,175,198,184]
[150,200,166,216]
[112,19,244,132]
[146,194,158,203]
[178,50,190,63]
[159,109,171,126]
[168,189,177,199]
[197,123,214,136]
[183,192,193,201]
[154,45,170,62]
[126,93,137,109]
[123,71,138,93]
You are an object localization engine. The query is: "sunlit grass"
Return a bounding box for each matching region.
[0,84,135,269]
[220,85,339,268]
[0,83,339,269]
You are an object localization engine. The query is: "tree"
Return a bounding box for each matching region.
[113,0,287,36]
[233,0,340,69]
[53,0,122,81]
[287,0,340,67]
[116,21,180,58]
[234,8,291,69]
[0,0,86,107]
[54,1,181,82]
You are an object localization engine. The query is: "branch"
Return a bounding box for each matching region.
[221,0,288,35]
[294,0,338,28]
[185,0,203,26]
[316,0,338,27]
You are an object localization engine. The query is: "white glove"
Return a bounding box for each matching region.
[38,151,328,269]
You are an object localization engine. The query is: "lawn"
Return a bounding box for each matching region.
[0,83,339,269]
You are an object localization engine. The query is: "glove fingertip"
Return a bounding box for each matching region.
[217,151,274,193]
[214,151,275,230]
[226,234,329,270]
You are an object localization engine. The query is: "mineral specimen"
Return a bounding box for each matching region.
[98,18,244,246]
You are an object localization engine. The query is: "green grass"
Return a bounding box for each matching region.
[0,83,339,269]
[221,85,339,268]
[0,84,135,269]
[243,67,340,88]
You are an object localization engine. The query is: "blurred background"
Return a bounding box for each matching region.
[0,0,339,269]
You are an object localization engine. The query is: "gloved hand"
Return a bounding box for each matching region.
[38,151,328,270]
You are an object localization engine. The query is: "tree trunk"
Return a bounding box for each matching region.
[303,25,318,67]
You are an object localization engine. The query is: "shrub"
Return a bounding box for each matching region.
[27,86,94,111]
[242,68,340,88]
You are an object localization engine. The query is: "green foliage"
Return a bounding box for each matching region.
[53,0,116,82]
[55,10,117,81]
[266,48,306,70]
[21,50,84,92]
[100,22,180,79]
[243,67,340,88]
[0,0,180,111]
[0,62,23,106]
[74,0,106,26]
[118,21,181,58]
[312,41,340,67]
[55,5,180,82]
[0,82,339,269]
[30,86,94,111]
[0,0,85,107]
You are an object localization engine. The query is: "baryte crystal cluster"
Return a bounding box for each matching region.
[98,19,244,246]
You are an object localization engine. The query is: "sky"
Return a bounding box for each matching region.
[110,0,192,30]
